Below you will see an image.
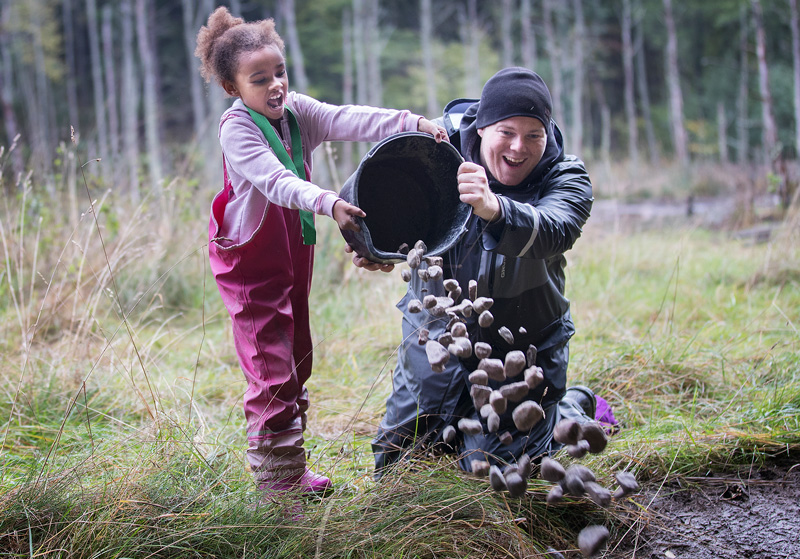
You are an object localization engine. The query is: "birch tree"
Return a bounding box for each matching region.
[136,0,163,196]
[751,0,777,162]
[365,0,382,106]
[86,0,109,179]
[520,0,537,71]
[102,5,120,171]
[62,0,80,134]
[420,0,438,117]
[120,0,140,200]
[542,0,564,125]
[622,0,638,165]
[460,0,482,98]
[278,0,309,94]
[501,0,514,68]
[634,13,659,165]
[662,0,688,165]
[790,0,800,157]
[0,4,24,178]
[717,102,728,163]
[352,0,368,106]
[570,0,584,153]
[341,8,354,173]
[736,4,749,163]
[182,0,207,139]
[29,1,58,180]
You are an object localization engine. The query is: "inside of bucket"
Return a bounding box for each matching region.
[357,137,464,256]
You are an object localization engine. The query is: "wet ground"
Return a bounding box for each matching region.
[605,460,800,559]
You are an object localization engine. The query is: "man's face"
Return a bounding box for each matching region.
[478,116,547,186]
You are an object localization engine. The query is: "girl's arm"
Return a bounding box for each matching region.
[289,92,445,148]
[220,114,340,218]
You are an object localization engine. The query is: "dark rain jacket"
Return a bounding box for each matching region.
[373,100,593,471]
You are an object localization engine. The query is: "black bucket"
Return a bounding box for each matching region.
[339,132,470,264]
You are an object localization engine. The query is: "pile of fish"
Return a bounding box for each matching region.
[398,240,639,557]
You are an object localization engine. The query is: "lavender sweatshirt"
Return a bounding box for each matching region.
[216,93,422,247]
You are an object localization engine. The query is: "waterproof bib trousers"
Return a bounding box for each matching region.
[209,155,315,483]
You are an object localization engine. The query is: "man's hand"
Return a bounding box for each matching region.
[457,161,501,222]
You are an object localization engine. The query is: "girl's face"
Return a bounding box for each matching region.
[223,44,289,125]
[477,116,547,186]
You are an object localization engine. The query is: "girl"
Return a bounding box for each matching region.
[195,7,446,495]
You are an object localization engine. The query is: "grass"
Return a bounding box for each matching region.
[1,148,799,556]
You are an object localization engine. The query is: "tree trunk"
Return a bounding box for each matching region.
[592,76,611,180]
[120,0,140,201]
[737,4,749,164]
[62,0,81,134]
[751,0,778,161]
[622,0,638,165]
[461,0,481,98]
[278,0,309,94]
[341,8,354,174]
[790,0,800,157]
[420,0,438,117]
[501,0,514,68]
[30,4,56,182]
[352,0,368,106]
[0,5,24,180]
[717,101,729,163]
[570,0,584,154]
[86,0,109,178]
[102,6,120,169]
[542,0,564,125]
[182,0,207,139]
[203,0,228,131]
[662,0,688,165]
[520,0,537,71]
[365,0,382,106]
[136,0,163,197]
[634,11,659,165]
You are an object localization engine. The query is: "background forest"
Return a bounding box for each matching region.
[1,0,799,204]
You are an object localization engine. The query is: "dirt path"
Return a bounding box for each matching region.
[605,460,800,559]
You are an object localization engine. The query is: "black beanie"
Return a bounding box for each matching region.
[475,67,553,130]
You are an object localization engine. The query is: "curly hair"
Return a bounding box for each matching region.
[195,6,285,86]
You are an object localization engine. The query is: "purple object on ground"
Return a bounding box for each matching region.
[594,395,619,435]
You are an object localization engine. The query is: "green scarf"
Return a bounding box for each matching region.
[245,105,316,245]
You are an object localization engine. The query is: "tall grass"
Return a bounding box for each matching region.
[1,142,799,556]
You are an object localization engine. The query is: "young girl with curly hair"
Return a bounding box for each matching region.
[195,7,446,496]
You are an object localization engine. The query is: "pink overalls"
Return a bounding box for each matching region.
[208,94,421,482]
[209,178,313,482]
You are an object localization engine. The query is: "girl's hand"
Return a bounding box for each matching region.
[457,161,502,222]
[332,200,365,232]
[417,118,449,143]
[344,244,395,273]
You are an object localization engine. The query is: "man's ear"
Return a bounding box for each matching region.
[477,127,484,137]
[222,80,239,97]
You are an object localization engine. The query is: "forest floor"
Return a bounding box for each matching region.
[604,459,800,559]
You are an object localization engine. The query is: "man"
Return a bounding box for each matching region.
[361,67,600,476]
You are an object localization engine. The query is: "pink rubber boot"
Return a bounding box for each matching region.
[259,468,333,496]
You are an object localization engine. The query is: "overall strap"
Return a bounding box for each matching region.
[245,105,316,245]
